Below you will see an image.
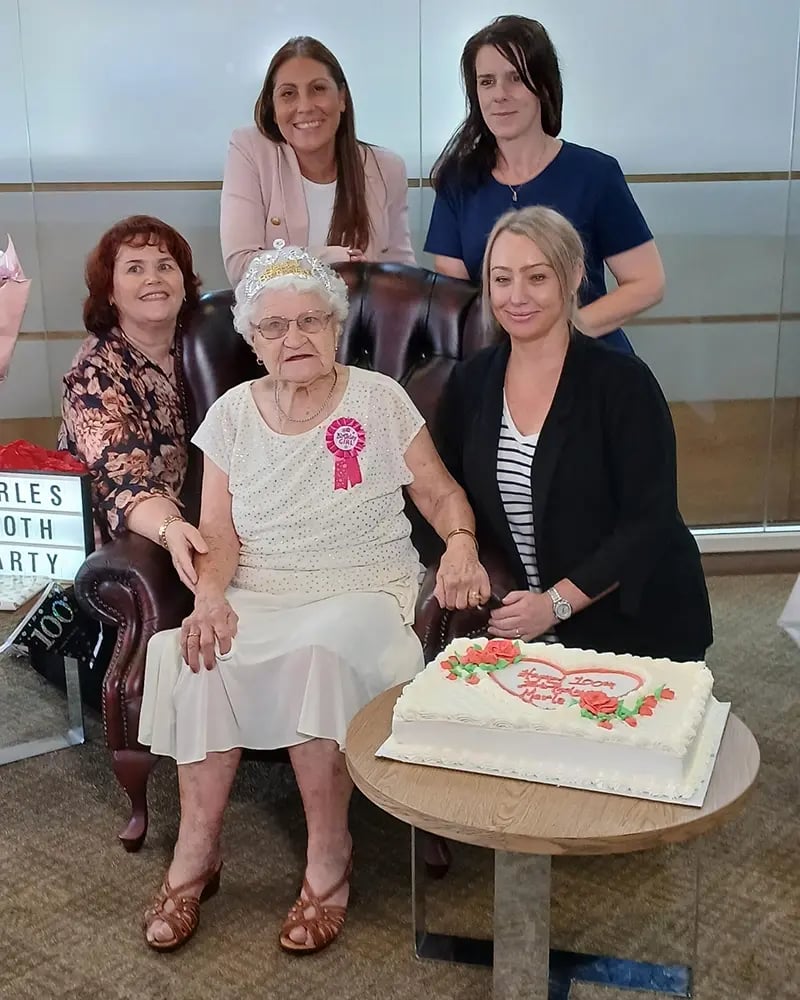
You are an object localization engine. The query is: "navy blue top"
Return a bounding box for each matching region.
[424,141,653,354]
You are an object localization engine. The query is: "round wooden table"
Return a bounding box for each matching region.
[346,684,760,1000]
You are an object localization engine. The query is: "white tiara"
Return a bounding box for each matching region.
[242,240,335,300]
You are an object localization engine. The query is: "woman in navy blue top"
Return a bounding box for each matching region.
[425,15,665,354]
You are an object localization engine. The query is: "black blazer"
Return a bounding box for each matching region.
[437,334,713,661]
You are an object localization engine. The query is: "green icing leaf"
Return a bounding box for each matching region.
[654,685,664,699]
[580,708,614,722]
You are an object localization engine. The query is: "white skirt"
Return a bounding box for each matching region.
[138,587,423,765]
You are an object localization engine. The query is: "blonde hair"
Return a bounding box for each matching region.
[480,206,585,334]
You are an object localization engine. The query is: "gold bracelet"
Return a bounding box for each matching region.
[158,514,184,549]
[445,528,478,549]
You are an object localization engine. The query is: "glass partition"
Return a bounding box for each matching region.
[0,0,51,448]
[1,0,798,534]
[768,29,800,526]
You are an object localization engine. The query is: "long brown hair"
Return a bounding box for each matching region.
[83,215,201,337]
[431,16,563,190]
[254,36,371,251]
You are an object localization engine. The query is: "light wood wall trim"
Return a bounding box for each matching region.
[16,310,800,342]
[0,416,61,448]
[2,412,796,569]
[626,169,800,184]
[18,331,89,342]
[0,180,223,193]
[702,550,800,576]
[2,169,799,195]
[3,397,800,525]
[628,312,800,327]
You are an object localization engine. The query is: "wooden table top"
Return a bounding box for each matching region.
[345,685,760,856]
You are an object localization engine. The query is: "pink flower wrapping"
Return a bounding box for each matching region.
[0,236,31,381]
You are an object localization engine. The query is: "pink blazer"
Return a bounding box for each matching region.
[220,126,417,286]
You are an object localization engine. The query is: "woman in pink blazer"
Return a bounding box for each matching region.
[221,36,417,286]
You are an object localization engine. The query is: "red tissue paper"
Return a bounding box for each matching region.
[0,440,87,474]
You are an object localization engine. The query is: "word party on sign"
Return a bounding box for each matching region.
[0,548,61,575]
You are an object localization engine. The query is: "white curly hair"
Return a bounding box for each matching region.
[232,266,349,347]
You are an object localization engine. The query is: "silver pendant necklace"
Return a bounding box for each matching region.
[505,137,551,206]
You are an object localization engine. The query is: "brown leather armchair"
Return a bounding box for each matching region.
[74,262,513,852]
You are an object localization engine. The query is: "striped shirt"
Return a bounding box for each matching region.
[497,395,555,642]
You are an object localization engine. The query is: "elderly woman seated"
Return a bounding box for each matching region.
[139,242,491,955]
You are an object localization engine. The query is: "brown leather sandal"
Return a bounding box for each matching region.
[143,861,222,953]
[279,854,353,954]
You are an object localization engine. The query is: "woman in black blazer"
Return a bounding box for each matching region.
[438,206,712,661]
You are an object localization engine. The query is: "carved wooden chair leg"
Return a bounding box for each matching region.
[112,748,159,852]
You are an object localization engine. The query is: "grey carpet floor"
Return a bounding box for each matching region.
[0,574,798,1000]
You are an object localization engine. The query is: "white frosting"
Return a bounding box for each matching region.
[390,639,717,798]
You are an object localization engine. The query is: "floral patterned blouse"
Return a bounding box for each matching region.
[58,328,187,541]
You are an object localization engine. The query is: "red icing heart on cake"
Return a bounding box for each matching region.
[488,657,644,710]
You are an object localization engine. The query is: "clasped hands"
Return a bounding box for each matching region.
[486,590,557,641]
[432,533,557,641]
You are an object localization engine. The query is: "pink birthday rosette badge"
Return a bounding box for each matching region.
[325,417,366,490]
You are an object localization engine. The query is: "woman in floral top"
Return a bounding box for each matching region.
[59,215,207,589]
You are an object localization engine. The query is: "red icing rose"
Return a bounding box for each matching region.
[624,716,638,727]
[597,720,613,730]
[483,639,518,661]
[462,646,500,666]
[466,674,480,685]
[642,695,658,710]
[446,672,458,681]
[439,660,452,671]
[661,687,675,700]
[580,692,619,716]
[638,705,654,717]
[0,440,87,473]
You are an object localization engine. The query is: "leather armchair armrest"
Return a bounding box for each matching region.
[414,541,519,660]
[74,533,193,751]
[74,532,192,632]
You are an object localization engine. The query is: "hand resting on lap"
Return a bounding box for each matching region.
[180,593,239,671]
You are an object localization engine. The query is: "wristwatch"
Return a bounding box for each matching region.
[547,586,573,622]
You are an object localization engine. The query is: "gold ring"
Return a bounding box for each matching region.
[515,628,521,638]
[187,631,200,638]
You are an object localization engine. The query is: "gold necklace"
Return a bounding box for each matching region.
[273,368,338,424]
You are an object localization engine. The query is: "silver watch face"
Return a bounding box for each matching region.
[553,600,572,621]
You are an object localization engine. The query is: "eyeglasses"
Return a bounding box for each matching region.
[252,311,332,340]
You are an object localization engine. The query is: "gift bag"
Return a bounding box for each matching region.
[0,580,111,712]
[0,236,31,381]
[777,574,800,648]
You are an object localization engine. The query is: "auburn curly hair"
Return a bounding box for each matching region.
[83,215,201,337]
